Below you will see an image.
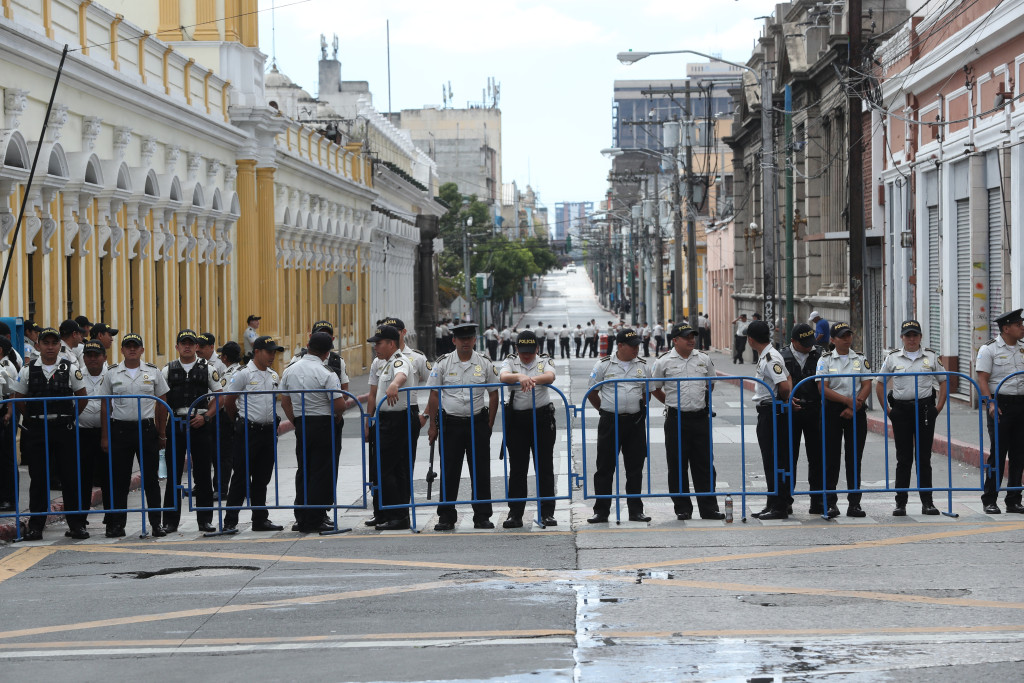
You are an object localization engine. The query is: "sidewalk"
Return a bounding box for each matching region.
[704,347,986,469]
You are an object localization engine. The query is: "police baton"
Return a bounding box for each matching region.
[425,439,437,499]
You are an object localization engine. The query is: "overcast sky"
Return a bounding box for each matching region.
[257,0,778,208]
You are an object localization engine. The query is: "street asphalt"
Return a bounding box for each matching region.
[0,268,1021,681]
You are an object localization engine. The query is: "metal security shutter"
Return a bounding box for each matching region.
[988,187,1003,312]
[955,198,972,381]
[927,206,941,350]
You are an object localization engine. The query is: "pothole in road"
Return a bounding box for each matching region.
[110,565,260,579]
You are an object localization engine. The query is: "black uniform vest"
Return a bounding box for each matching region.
[25,361,74,417]
[166,359,210,411]
[780,345,822,404]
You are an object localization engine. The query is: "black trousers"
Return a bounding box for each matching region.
[375,409,418,521]
[559,338,570,358]
[225,420,276,524]
[593,410,647,515]
[574,338,582,357]
[164,419,213,527]
[733,335,747,362]
[21,417,80,532]
[293,415,343,527]
[982,399,1024,506]
[77,426,105,521]
[109,419,162,528]
[654,336,665,354]
[584,337,597,357]
[825,402,867,505]
[756,404,791,511]
[642,337,651,357]
[791,407,832,507]
[211,409,234,497]
[506,406,557,518]
[890,398,937,506]
[0,405,14,504]
[546,339,556,356]
[664,408,718,515]
[486,340,498,360]
[436,411,492,523]
[501,340,511,358]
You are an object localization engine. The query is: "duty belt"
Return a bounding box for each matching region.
[243,420,275,431]
[442,410,488,421]
[509,404,555,414]
[996,394,1024,405]
[888,395,934,406]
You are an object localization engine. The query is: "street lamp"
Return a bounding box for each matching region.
[618,48,780,340]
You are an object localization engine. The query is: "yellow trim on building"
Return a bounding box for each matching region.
[109,14,123,71]
[77,0,92,54]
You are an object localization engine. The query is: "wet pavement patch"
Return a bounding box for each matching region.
[110,565,261,579]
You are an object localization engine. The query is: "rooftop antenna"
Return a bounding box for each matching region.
[270,0,277,69]
[386,20,392,116]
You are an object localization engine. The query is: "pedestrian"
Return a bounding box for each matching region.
[653,321,665,355]
[816,322,872,517]
[573,324,584,358]
[732,314,748,364]
[500,324,512,359]
[975,308,1024,514]
[161,329,224,533]
[699,313,711,351]
[745,320,793,520]
[280,331,349,532]
[499,330,558,528]
[781,323,834,517]
[9,327,88,540]
[810,311,830,347]
[546,324,556,356]
[586,328,651,523]
[651,323,724,520]
[559,324,571,359]
[425,322,499,531]
[78,340,110,527]
[243,314,261,359]
[584,321,597,357]
[99,332,169,537]
[750,313,762,363]
[876,319,946,516]
[222,335,286,532]
[484,324,499,361]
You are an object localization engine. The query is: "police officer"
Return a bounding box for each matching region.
[280,331,348,533]
[651,324,724,520]
[288,321,350,386]
[746,320,793,519]
[816,322,872,517]
[426,322,499,531]
[499,330,558,528]
[162,329,224,533]
[0,336,18,511]
[10,327,88,540]
[876,320,947,516]
[586,328,651,523]
[500,325,512,359]
[781,323,835,517]
[976,308,1024,514]
[223,335,285,532]
[198,332,231,497]
[218,341,245,382]
[545,324,556,357]
[558,324,571,359]
[732,314,749,364]
[100,333,169,537]
[89,323,118,352]
[23,321,40,363]
[483,324,499,361]
[78,340,109,527]
[243,314,261,358]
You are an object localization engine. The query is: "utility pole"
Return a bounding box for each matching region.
[684,86,699,330]
[761,63,779,341]
[784,84,795,334]
[672,145,684,324]
[462,217,472,318]
[848,0,866,348]
[652,172,664,323]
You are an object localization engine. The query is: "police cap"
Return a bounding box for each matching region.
[669,324,696,339]
[900,320,922,336]
[38,327,60,341]
[253,335,285,352]
[367,325,400,343]
[82,340,106,355]
[791,323,815,345]
[616,328,642,346]
[830,322,853,338]
[451,323,478,339]
[198,332,215,347]
[90,323,119,338]
[380,317,405,331]
[994,308,1023,328]
[121,333,144,347]
[311,320,334,335]
[516,330,539,349]
[176,329,199,343]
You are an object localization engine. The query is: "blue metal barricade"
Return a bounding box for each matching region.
[0,394,177,540]
[991,370,1024,505]
[373,381,575,530]
[185,388,368,536]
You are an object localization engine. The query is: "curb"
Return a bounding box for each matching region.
[0,471,143,542]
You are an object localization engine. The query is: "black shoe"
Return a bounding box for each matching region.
[473,519,495,529]
[758,509,788,520]
[983,504,1001,514]
[1005,503,1024,514]
[700,511,726,520]
[252,520,284,532]
[826,506,840,519]
[787,505,793,514]
[364,517,381,527]
[315,521,335,532]
[223,522,238,531]
[376,518,411,531]
[105,525,126,538]
[676,512,692,521]
[921,504,940,516]
[198,522,216,533]
[808,505,824,515]
[22,528,43,541]
[628,513,651,522]
[151,525,167,537]
[163,524,178,534]
[502,516,523,529]
[752,507,772,519]
[291,523,303,531]
[433,521,455,531]
[587,513,609,524]
[67,527,90,540]
[0,501,14,512]
[541,516,557,527]
[892,506,907,517]
[846,505,866,518]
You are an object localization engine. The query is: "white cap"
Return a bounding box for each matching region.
[808,311,820,321]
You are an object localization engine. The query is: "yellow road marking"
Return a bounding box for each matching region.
[0,547,57,585]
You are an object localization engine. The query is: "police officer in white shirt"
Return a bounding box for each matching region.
[500,325,513,359]
[222,335,286,532]
[652,322,665,355]
[747,320,793,520]
[816,322,872,517]
[586,328,651,523]
[572,324,584,358]
[198,332,231,497]
[57,319,85,367]
[732,314,749,364]
[243,315,261,358]
[651,324,724,520]
[584,322,598,358]
[558,324,571,359]
[483,324,499,361]
[288,321,350,386]
[425,323,499,531]
[23,320,40,363]
[280,332,349,533]
[975,308,1024,514]
[639,323,651,358]
[499,330,558,528]
[99,333,170,537]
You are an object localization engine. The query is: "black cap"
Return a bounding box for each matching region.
[59,319,83,336]
[516,330,539,349]
[253,335,285,352]
[900,319,922,336]
[452,323,478,339]
[307,332,334,354]
[247,314,261,323]
[176,329,199,343]
[791,323,815,345]
[616,328,641,346]
[830,322,853,338]
[198,332,215,347]
[74,315,93,328]
[0,321,9,335]
[121,333,144,346]
[367,325,400,343]
[380,317,405,331]
[746,320,771,344]
[995,308,1023,328]
[82,340,106,355]
[670,324,696,339]
[25,320,41,332]
[90,323,119,338]
[217,340,243,361]
[311,320,334,335]
[38,327,60,341]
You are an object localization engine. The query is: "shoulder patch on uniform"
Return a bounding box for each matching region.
[144,362,158,369]
[435,353,449,362]
[211,369,220,381]
[425,361,434,370]
[108,362,120,369]
[637,358,647,364]
[394,359,403,368]
[75,369,83,380]
[600,356,611,362]
[219,378,227,387]
[983,338,996,346]
[863,359,871,370]
[773,362,784,374]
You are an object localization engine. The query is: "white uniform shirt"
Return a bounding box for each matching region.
[161,359,224,415]
[285,350,350,384]
[876,347,943,399]
[23,340,37,363]
[58,341,84,367]
[500,353,556,409]
[584,324,596,339]
[0,357,18,396]
[752,345,790,405]
[588,355,650,414]
[652,348,715,410]
[572,327,583,339]
[639,325,650,339]
[205,355,228,377]
[976,336,1024,396]
[734,320,749,337]
[79,367,107,428]
[653,324,664,338]
[100,362,169,421]
[243,326,259,354]
[280,354,343,417]
[374,350,412,413]
[559,327,570,339]
[484,328,499,343]
[229,360,280,424]
[501,327,511,342]
[816,349,870,400]
[427,350,498,417]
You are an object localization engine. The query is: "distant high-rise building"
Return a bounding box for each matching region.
[554,202,593,242]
